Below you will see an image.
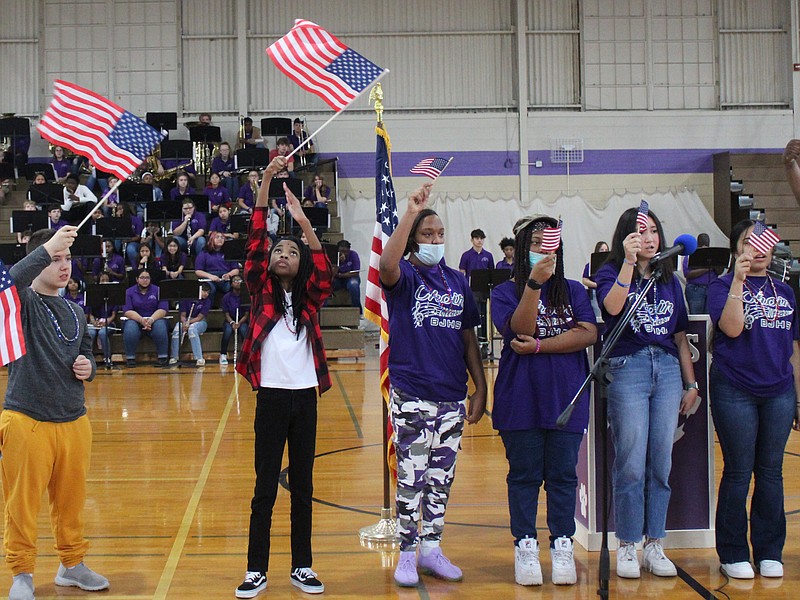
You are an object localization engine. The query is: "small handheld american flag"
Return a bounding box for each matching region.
[0,261,25,366]
[636,200,650,233]
[749,221,781,255]
[410,157,452,180]
[540,219,563,253]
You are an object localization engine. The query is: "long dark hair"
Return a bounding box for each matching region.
[268,235,313,338]
[403,208,438,256]
[511,220,571,322]
[162,237,183,271]
[605,206,673,283]
[729,219,755,255]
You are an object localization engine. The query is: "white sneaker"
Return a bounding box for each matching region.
[514,537,542,586]
[616,543,640,579]
[720,561,754,579]
[643,539,676,577]
[550,536,577,585]
[219,354,228,365]
[196,358,206,367]
[758,560,783,577]
[168,357,178,365]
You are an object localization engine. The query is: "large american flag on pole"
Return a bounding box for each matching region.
[38,80,164,181]
[364,124,398,478]
[267,19,386,112]
[0,261,25,366]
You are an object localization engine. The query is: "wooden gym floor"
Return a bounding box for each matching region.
[0,348,798,599]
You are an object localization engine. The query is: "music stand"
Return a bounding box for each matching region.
[119,182,154,205]
[260,117,292,140]
[24,163,56,182]
[146,112,178,132]
[687,247,730,273]
[85,282,126,368]
[0,163,14,181]
[0,118,30,166]
[590,251,610,276]
[235,148,269,170]
[160,140,193,160]
[95,217,132,239]
[27,183,64,207]
[229,214,250,234]
[292,207,329,234]
[145,202,182,222]
[469,268,511,361]
[268,177,301,199]
[323,242,339,266]
[189,125,221,145]
[0,243,27,265]
[10,210,48,234]
[222,239,246,262]
[158,279,203,367]
[95,168,113,181]
[185,193,209,214]
[71,235,104,258]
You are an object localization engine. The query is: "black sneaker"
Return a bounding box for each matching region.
[290,567,324,594]
[235,571,266,598]
[157,357,169,367]
[125,359,136,368]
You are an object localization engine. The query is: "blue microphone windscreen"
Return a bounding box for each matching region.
[674,234,698,255]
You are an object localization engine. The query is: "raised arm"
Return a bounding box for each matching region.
[783,139,800,205]
[379,183,433,287]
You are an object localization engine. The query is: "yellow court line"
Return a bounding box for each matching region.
[152,377,241,600]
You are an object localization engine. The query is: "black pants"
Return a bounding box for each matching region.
[247,386,317,572]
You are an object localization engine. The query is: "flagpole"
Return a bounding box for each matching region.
[285,70,390,161]
[75,178,124,230]
[359,81,397,547]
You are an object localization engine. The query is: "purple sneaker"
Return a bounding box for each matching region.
[394,551,419,587]
[418,548,463,582]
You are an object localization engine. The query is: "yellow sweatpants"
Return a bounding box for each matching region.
[0,410,92,575]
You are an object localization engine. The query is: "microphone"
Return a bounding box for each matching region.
[649,234,698,266]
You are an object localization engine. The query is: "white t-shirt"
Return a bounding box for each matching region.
[260,291,317,389]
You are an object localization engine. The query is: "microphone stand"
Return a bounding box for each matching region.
[556,263,663,600]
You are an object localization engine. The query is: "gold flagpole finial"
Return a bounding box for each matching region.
[369,83,384,124]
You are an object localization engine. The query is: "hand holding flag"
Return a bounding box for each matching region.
[750,221,781,255]
[636,200,650,233]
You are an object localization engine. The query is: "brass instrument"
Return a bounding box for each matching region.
[238,116,246,150]
[155,159,193,183]
[193,141,218,177]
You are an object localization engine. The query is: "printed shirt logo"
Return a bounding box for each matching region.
[536,300,575,337]
[628,293,674,335]
[743,289,794,331]
[411,284,464,329]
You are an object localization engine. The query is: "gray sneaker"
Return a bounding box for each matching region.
[9,573,34,600]
[54,563,109,591]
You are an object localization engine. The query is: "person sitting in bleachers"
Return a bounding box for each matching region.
[303,173,330,208]
[218,275,249,366]
[161,237,188,280]
[333,240,362,313]
[193,232,240,297]
[169,282,212,367]
[170,198,207,255]
[268,137,294,177]
[205,172,231,214]
[122,269,169,367]
[61,174,96,222]
[236,170,259,214]
[48,206,69,231]
[50,145,70,183]
[87,271,119,369]
[92,240,126,283]
[211,142,238,198]
[288,117,316,166]
[169,171,195,202]
[237,117,264,150]
[209,203,237,240]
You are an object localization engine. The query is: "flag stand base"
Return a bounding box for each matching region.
[359,508,397,545]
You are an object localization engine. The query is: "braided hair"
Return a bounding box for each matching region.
[511,220,571,322]
[267,235,314,338]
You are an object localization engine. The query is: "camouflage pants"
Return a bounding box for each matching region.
[390,389,466,551]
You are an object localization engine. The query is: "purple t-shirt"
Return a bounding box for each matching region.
[491,279,596,433]
[708,273,799,396]
[496,259,514,270]
[383,259,480,402]
[169,186,196,202]
[123,284,169,316]
[194,249,238,275]
[170,212,207,239]
[91,254,125,280]
[205,186,230,209]
[179,296,211,318]
[209,216,232,235]
[595,263,689,358]
[51,159,70,179]
[459,248,494,279]
[65,292,89,315]
[211,156,235,173]
[338,249,360,274]
[237,185,256,209]
[222,290,250,319]
[682,255,719,286]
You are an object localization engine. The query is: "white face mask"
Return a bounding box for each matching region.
[414,243,445,266]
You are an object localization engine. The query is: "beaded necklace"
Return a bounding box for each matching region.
[410,263,453,306]
[633,274,659,325]
[743,275,779,323]
[281,290,297,334]
[35,291,80,344]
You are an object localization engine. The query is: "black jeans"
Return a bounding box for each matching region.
[247,387,317,572]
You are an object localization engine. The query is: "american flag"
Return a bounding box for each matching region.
[636,199,650,233]
[540,219,563,253]
[364,124,398,478]
[410,156,452,179]
[0,261,25,366]
[267,19,386,112]
[38,80,164,181]
[750,221,781,255]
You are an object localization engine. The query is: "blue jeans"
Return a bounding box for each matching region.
[175,235,206,256]
[88,327,112,361]
[710,363,795,564]
[685,283,707,314]
[202,277,231,298]
[221,320,249,354]
[332,275,361,312]
[499,428,583,543]
[123,318,169,359]
[606,345,682,542]
[171,320,208,361]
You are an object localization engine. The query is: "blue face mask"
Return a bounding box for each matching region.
[529,251,547,268]
[415,243,445,266]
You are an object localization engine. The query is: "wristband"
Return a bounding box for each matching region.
[728,293,742,300]
[615,278,630,288]
[534,338,541,354]
[683,381,699,391]
[526,279,543,291]
[624,258,636,266]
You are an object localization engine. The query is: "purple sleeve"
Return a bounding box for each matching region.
[594,263,619,307]
[582,263,590,279]
[458,250,469,272]
[123,287,134,312]
[194,252,207,271]
[671,276,689,333]
[569,280,597,325]
[489,281,518,337]
[707,275,731,324]
[351,251,361,272]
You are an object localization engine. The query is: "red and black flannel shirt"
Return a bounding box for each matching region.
[235,207,333,393]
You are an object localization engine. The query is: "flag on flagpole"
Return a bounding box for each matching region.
[410,156,452,179]
[364,123,398,478]
[750,221,781,255]
[540,219,563,253]
[37,80,164,182]
[267,19,386,112]
[636,199,650,233]
[0,261,25,366]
